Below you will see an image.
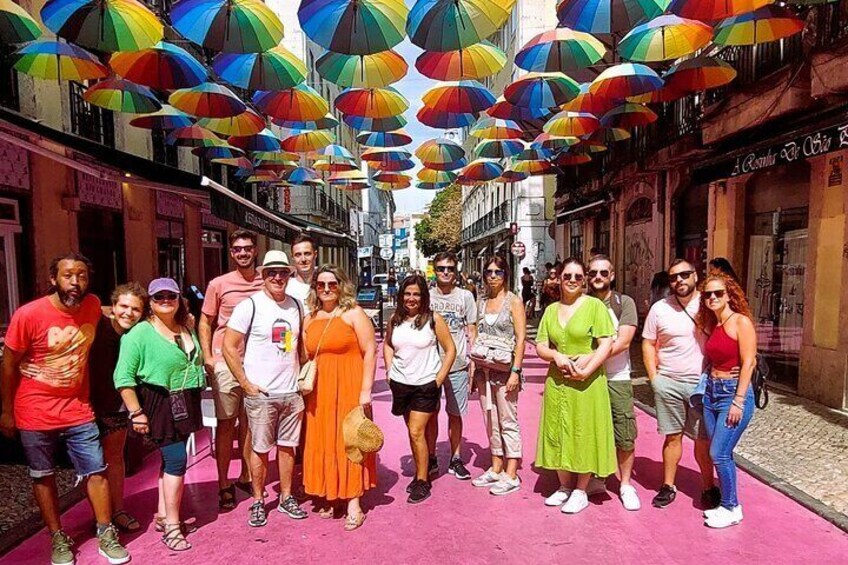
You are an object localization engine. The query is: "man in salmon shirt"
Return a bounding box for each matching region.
[0,253,130,565]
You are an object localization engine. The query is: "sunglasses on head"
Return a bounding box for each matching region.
[435,266,456,273]
[152,292,179,302]
[703,289,726,299]
[316,281,339,291]
[485,269,505,278]
[588,269,610,278]
[231,245,255,254]
[264,269,291,280]
[562,273,584,282]
[669,270,695,282]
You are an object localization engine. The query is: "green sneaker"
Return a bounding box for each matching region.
[50,530,74,565]
[97,524,130,565]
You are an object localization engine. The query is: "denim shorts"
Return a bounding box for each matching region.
[19,421,106,479]
[443,370,469,417]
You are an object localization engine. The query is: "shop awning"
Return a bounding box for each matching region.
[494,241,507,252]
[556,199,607,223]
[476,246,489,258]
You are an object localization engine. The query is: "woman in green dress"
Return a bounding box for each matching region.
[535,258,616,515]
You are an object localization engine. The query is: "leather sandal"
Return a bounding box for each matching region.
[344,512,366,532]
[161,523,192,551]
[218,484,237,511]
[112,510,140,532]
[155,515,197,534]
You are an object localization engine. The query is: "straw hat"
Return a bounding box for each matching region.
[343,406,384,464]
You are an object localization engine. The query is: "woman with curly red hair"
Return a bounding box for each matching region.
[695,272,756,529]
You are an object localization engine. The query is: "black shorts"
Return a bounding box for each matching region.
[389,380,440,416]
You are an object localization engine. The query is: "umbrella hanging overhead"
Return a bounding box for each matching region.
[12,40,108,82]
[562,82,617,115]
[460,159,503,182]
[590,63,663,98]
[626,83,687,103]
[244,171,279,183]
[473,139,524,159]
[544,110,601,137]
[531,132,579,152]
[414,138,466,164]
[41,0,163,52]
[554,151,592,166]
[373,172,411,186]
[130,105,195,130]
[512,158,557,175]
[1,0,43,44]
[316,49,407,88]
[229,128,281,152]
[556,0,670,35]
[515,146,554,161]
[582,126,630,144]
[356,129,412,147]
[407,0,518,52]
[166,124,224,147]
[170,82,246,118]
[713,5,805,46]
[213,46,307,91]
[600,103,657,128]
[417,168,458,184]
[214,156,253,168]
[504,72,580,108]
[311,144,355,159]
[515,27,605,73]
[664,56,737,92]
[416,107,478,129]
[171,0,284,53]
[298,0,408,56]
[193,144,245,159]
[618,14,713,62]
[313,158,358,172]
[84,78,161,113]
[274,113,340,131]
[422,80,496,114]
[254,151,300,162]
[377,158,415,171]
[342,113,407,131]
[415,40,507,81]
[487,98,556,122]
[417,181,450,190]
[253,84,330,122]
[110,41,207,90]
[469,117,524,140]
[281,129,336,152]
[282,166,322,185]
[335,87,409,118]
[497,169,529,183]
[425,157,467,171]
[197,109,266,136]
[361,148,412,163]
[669,0,772,22]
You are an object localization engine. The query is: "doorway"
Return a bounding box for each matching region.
[77,208,126,303]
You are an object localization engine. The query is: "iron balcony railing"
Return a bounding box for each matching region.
[462,200,511,243]
[69,82,115,148]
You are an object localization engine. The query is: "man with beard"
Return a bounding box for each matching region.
[199,230,263,511]
[0,253,130,565]
[286,234,317,311]
[642,259,718,509]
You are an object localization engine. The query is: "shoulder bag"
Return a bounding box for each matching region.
[469,294,515,372]
[298,308,338,395]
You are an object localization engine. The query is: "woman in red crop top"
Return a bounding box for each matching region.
[694,272,757,529]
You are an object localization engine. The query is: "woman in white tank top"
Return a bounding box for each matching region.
[383,275,456,505]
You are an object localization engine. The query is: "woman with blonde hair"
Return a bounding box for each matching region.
[302,265,378,531]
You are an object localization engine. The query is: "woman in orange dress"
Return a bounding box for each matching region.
[303,265,377,531]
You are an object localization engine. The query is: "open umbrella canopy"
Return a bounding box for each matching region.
[665,56,737,91]
[619,14,713,62]
[12,40,108,82]
[311,144,355,159]
[473,139,524,159]
[244,171,279,183]
[377,158,415,171]
[214,156,253,168]
[316,49,407,88]
[713,5,805,46]
[298,0,409,56]
[461,158,503,182]
[166,124,224,147]
[110,41,206,90]
[515,146,554,161]
[562,82,616,115]
[197,109,266,136]
[554,151,592,166]
[422,80,496,114]
[556,0,670,34]
[281,129,336,152]
[313,158,358,172]
[415,40,507,81]
[600,102,657,128]
[130,105,195,130]
[1,0,42,44]
[469,117,524,140]
[253,150,300,163]
[213,45,307,90]
[282,166,322,185]
[504,72,580,108]
[544,110,600,137]
[417,181,450,190]
[170,82,246,118]
[192,144,245,159]
[407,0,518,52]
[669,0,772,22]
[417,168,457,184]
[531,132,579,152]
[361,147,412,163]
[582,126,631,144]
[497,169,529,183]
[590,63,663,98]
[373,172,412,186]
[515,27,605,73]
[253,84,329,122]
[415,138,465,164]
[487,98,557,122]
[342,113,407,131]
[335,86,409,118]
[171,0,284,53]
[274,113,340,131]
[426,157,467,171]
[229,128,280,152]
[356,129,412,147]
[84,78,161,113]
[416,107,478,129]
[626,83,687,103]
[41,0,163,52]
[512,158,557,175]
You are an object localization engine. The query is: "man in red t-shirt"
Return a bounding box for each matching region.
[0,253,129,565]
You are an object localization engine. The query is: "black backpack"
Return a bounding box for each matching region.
[752,353,770,410]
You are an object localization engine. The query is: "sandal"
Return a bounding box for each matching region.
[154,516,197,534]
[317,506,334,519]
[112,510,140,532]
[218,484,237,511]
[161,523,192,552]
[344,512,366,532]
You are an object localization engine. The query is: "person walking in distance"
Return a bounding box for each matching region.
[585,255,641,510]
[223,251,309,527]
[520,267,535,319]
[287,234,318,309]
[642,259,718,509]
[0,253,130,565]
[428,252,478,481]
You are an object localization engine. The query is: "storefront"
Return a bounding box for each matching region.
[201,206,229,289]
[675,182,709,275]
[0,137,29,335]
[155,191,187,286]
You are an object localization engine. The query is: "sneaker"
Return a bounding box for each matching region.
[704,502,740,519]
[489,476,521,496]
[701,486,721,509]
[471,469,502,488]
[96,525,130,565]
[561,489,589,514]
[652,484,677,508]
[406,477,418,494]
[447,458,471,480]
[248,500,267,527]
[544,487,572,507]
[428,456,439,477]
[51,530,75,565]
[619,485,641,511]
[705,505,743,528]
[277,495,308,520]
[586,477,607,497]
[407,480,432,504]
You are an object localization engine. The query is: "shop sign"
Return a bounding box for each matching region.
[201,206,228,229]
[156,190,185,220]
[76,171,122,211]
[210,191,294,241]
[358,246,373,259]
[828,155,843,187]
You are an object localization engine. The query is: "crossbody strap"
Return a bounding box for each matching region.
[312,309,338,360]
[675,295,709,336]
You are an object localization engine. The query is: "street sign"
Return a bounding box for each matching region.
[357,246,373,259]
[511,242,526,257]
[380,247,394,260]
[379,233,394,248]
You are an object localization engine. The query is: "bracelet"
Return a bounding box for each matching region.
[128,408,144,419]
[731,401,744,410]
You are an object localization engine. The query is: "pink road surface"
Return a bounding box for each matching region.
[3,344,847,564]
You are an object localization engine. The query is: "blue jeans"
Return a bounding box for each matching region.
[702,378,754,509]
[19,421,106,479]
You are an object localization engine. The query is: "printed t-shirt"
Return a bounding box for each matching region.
[201,270,263,363]
[430,286,477,372]
[641,294,706,383]
[602,293,638,382]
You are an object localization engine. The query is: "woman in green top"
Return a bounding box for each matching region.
[114,278,204,552]
[535,258,616,515]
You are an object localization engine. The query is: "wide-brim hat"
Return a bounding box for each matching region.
[258,250,293,273]
[343,406,384,464]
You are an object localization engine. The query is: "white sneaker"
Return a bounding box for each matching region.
[619,484,641,511]
[703,506,721,519]
[561,489,589,514]
[705,505,743,528]
[544,486,572,507]
[472,469,502,488]
[489,476,521,496]
[586,477,607,497]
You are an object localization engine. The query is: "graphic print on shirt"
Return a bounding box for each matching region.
[434,302,466,333]
[19,323,96,388]
[271,318,295,354]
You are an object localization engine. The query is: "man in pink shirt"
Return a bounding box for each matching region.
[199,230,264,510]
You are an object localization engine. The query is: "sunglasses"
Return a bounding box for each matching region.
[231,245,255,254]
[435,266,456,273]
[485,269,505,278]
[152,292,179,302]
[588,269,610,278]
[562,273,584,282]
[669,270,695,282]
[703,289,726,299]
[316,281,339,291]
[264,269,291,280]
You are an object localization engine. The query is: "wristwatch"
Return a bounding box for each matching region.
[510,366,522,375]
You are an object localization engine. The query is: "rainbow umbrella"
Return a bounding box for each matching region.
[282,166,322,185]
[313,159,358,172]
[377,158,415,172]
[1,0,42,43]
[214,156,253,168]
[417,107,478,129]
[130,105,195,130]
[669,0,772,22]
[461,159,503,182]
[316,49,407,88]
[415,40,507,81]
[582,127,630,144]
[298,0,408,56]
[590,63,663,98]
[361,147,412,163]
[515,146,553,161]
[417,182,450,190]
[531,132,579,152]
[110,41,206,89]
[192,144,246,159]
[498,168,529,183]
[229,128,280,152]
[562,82,617,115]
[335,87,409,118]
[253,151,300,163]
[504,72,580,108]
[213,46,307,91]
[328,170,367,183]
[244,171,279,183]
[281,129,336,152]
[417,168,457,184]
[197,109,266,136]
[373,172,411,188]
[577,137,608,152]
[171,0,284,53]
[41,0,163,52]
[342,113,407,131]
[12,40,107,82]
[312,144,355,159]
[618,14,713,62]
[665,56,737,92]
[556,0,669,34]
[422,80,495,114]
[415,138,465,163]
[408,0,518,52]
[512,158,556,175]
[469,117,524,140]
[170,82,246,118]
[487,98,556,122]
[425,157,467,171]
[554,151,592,166]
[600,103,657,128]
[84,78,161,113]
[253,84,329,122]
[714,6,805,46]
[255,161,298,173]
[274,113,340,131]
[544,110,600,136]
[356,129,412,147]
[626,83,687,103]
[473,139,524,159]
[515,27,605,73]
[166,125,224,147]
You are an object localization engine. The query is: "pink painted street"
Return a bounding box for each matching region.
[3,344,846,565]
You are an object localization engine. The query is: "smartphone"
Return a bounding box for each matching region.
[169,391,189,422]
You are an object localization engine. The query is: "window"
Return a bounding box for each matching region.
[151,128,179,168]
[0,44,19,111]
[69,82,114,147]
[569,220,583,259]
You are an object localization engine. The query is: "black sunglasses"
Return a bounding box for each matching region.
[703,289,726,299]
[562,273,584,282]
[588,269,610,278]
[231,245,255,253]
[485,269,505,278]
[152,292,179,302]
[670,270,695,282]
[435,266,456,273]
[265,269,291,279]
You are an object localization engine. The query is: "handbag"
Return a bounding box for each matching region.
[298,309,338,395]
[470,295,515,372]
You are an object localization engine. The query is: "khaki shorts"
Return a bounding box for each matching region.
[244,393,304,453]
[607,380,638,451]
[651,374,707,439]
[211,362,244,420]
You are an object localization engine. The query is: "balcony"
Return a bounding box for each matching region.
[462,201,511,243]
[69,82,114,148]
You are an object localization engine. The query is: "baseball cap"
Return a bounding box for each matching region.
[148,278,180,296]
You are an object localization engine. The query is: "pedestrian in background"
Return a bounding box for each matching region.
[539,263,561,313]
[387,269,398,306]
[535,258,615,515]
[521,267,536,319]
[708,257,740,282]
